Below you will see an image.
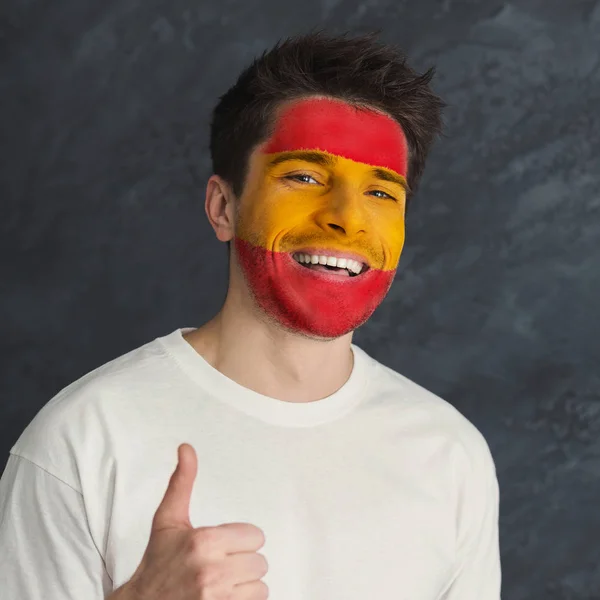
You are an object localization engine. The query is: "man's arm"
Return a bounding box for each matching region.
[0,453,112,599]
[441,435,502,599]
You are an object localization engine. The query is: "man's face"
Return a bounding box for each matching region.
[232,96,409,339]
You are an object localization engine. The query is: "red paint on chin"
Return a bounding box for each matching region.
[263,97,409,177]
[235,238,395,338]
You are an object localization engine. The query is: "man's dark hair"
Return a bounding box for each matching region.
[209,30,445,253]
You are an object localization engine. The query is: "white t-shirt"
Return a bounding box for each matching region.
[0,327,501,599]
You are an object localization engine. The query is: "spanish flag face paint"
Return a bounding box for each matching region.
[234,97,409,339]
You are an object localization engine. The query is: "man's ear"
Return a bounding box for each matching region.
[205,175,236,243]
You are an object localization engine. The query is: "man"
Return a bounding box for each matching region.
[0,31,501,599]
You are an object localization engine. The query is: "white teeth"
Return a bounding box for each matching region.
[292,253,365,275]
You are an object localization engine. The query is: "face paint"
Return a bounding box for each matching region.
[234,97,409,338]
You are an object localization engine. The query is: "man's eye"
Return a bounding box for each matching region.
[369,190,396,201]
[286,174,320,184]
[285,176,396,201]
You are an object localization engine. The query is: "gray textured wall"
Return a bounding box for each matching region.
[2,1,599,598]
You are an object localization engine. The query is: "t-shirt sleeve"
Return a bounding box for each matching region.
[0,453,112,599]
[441,433,502,600]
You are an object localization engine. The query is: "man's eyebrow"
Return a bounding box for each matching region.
[370,167,409,193]
[266,150,338,169]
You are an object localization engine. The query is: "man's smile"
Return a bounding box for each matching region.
[289,248,371,278]
[290,256,363,279]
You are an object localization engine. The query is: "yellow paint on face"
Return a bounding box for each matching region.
[235,148,407,272]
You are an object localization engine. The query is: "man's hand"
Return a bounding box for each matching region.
[112,443,269,600]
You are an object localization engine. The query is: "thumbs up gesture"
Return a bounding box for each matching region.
[122,443,269,600]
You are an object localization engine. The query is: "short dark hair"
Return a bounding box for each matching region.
[210,30,445,254]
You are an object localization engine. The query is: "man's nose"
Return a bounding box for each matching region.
[314,187,367,238]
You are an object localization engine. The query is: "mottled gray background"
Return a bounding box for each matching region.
[1,0,599,598]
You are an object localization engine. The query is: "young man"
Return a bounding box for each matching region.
[0,31,501,599]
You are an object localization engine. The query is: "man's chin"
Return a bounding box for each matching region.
[234,237,395,339]
[276,319,357,342]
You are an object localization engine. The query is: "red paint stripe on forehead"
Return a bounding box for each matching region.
[263,97,409,177]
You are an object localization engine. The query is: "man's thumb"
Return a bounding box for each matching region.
[152,443,198,530]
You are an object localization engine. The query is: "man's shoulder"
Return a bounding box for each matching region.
[9,332,174,484]
[361,349,497,474]
[32,331,168,411]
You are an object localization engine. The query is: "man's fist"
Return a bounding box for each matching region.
[123,443,269,600]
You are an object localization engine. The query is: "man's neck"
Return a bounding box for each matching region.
[183,297,355,403]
